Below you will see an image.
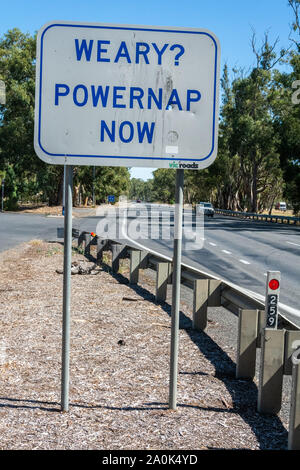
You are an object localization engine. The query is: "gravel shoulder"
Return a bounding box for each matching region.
[0,241,291,450]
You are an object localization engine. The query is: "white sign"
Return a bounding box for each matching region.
[34,21,220,169]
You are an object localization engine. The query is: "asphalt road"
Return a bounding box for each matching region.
[1,205,299,323]
[0,212,62,251]
[105,203,300,323]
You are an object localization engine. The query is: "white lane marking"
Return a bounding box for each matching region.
[239,259,251,265]
[209,242,217,246]
[222,250,232,254]
[287,241,300,247]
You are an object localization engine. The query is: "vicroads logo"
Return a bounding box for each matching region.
[169,161,199,169]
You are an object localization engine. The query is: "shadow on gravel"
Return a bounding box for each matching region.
[100,267,288,450]
[0,397,59,412]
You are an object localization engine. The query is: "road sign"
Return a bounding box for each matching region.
[265,271,280,329]
[108,195,115,203]
[34,21,220,169]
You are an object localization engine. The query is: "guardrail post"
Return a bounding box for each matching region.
[155,262,169,302]
[84,232,91,256]
[236,309,258,379]
[256,309,264,348]
[140,250,148,269]
[288,361,300,450]
[257,328,285,414]
[111,243,123,273]
[208,280,221,307]
[167,262,173,284]
[130,249,141,284]
[193,279,209,331]
[78,231,84,249]
[96,237,107,265]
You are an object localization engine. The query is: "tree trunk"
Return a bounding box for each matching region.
[269,194,276,216]
[251,164,258,212]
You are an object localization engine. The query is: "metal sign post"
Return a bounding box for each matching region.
[169,169,184,410]
[62,164,66,215]
[61,165,73,412]
[92,166,96,206]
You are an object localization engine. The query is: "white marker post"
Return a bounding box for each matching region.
[34,21,220,412]
[257,270,284,414]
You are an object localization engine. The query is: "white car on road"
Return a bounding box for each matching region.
[196,202,215,217]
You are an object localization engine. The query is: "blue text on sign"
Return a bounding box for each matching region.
[74,39,185,66]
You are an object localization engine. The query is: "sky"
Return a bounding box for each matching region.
[1,0,296,180]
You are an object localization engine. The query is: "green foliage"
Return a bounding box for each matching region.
[0,6,299,214]
[0,29,130,208]
[129,177,154,201]
[151,169,176,203]
[73,166,130,205]
[3,164,18,210]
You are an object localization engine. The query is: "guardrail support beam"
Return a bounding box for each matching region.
[140,250,148,269]
[78,231,85,249]
[256,309,264,348]
[111,243,125,273]
[257,329,285,414]
[284,331,300,376]
[96,237,108,265]
[193,279,209,331]
[208,280,221,307]
[155,262,169,302]
[130,249,141,284]
[236,309,258,379]
[167,263,173,284]
[288,362,300,450]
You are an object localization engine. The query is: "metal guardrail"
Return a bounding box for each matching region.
[79,230,298,330]
[215,208,300,225]
[79,231,300,449]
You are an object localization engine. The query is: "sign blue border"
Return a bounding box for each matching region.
[37,23,219,162]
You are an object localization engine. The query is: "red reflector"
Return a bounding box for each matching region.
[269,279,279,290]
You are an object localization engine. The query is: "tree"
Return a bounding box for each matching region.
[152,169,176,203]
[73,166,130,206]
[214,37,285,213]
[0,28,130,208]
[0,29,38,201]
[272,0,300,214]
[129,177,154,201]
